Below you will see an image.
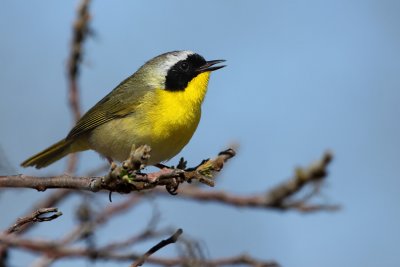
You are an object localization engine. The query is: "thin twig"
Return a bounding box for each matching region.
[15,189,71,234]
[154,151,338,212]
[0,207,63,266]
[0,233,278,266]
[32,194,142,267]
[0,189,71,265]
[67,0,91,123]
[131,228,183,267]
[5,208,62,234]
[66,0,92,173]
[166,187,339,212]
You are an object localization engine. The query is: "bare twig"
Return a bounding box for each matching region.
[16,189,72,234]
[131,228,183,267]
[32,194,142,267]
[66,0,92,173]
[0,234,278,266]
[168,187,339,212]
[202,254,279,267]
[5,208,62,234]
[0,207,63,266]
[265,151,333,207]
[154,151,338,212]
[0,148,236,194]
[0,189,71,265]
[99,229,167,253]
[67,0,91,123]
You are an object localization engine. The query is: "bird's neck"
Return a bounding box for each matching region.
[150,71,210,128]
[156,71,210,114]
[170,71,211,107]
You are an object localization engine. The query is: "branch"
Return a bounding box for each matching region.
[67,0,91,122]
[67,0,92,173]
[32,194,142,267]
[0,148,236,194]
[204,254,279,267]
[0,189,72,266]
[0,234,278,266]
[14,189,72,234]
[131,228,183,267]
[0,207,63,266]
[265,151,333,207]
[155,151,338,212]
[5,208,62,234]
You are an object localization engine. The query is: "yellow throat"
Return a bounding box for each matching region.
[137,71,212,163]
[151,71,211,140]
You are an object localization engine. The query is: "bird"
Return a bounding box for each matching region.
[21,50,226,169]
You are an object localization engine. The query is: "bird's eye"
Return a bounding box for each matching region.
[179,61,189,71]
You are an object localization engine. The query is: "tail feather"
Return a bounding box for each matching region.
[21,139,73,169]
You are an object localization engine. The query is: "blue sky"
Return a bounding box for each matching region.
[1,1,400,266]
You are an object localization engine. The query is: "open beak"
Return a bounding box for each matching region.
[197,59,226,73]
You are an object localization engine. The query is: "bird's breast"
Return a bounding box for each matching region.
[89,72,211,164]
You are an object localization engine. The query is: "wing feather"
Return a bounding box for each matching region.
[66,76,148,140]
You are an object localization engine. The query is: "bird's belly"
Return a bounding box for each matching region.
[88,110,200,165]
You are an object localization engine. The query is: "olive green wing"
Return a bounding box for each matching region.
[66,77,148,140]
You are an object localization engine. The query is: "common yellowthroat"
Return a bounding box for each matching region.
[21,51,225,168]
